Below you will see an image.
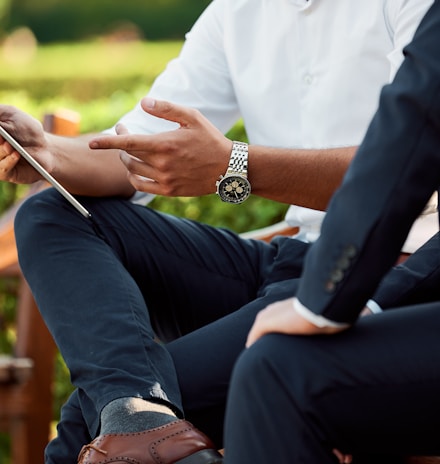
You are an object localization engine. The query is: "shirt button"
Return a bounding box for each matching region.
[304,74,314,85]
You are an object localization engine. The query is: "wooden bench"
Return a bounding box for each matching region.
[0,110,80,464]
[406,459,440,464]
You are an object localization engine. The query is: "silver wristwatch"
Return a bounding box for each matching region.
[216,141,251,204]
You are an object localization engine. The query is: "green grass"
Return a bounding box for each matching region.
[0,40,183,131]
[0,40,182,82]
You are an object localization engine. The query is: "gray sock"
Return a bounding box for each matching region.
[100,397,177,435]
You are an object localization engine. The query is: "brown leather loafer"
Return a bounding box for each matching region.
[77,419,223,464]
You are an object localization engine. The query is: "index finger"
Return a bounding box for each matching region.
[89,132,158,152]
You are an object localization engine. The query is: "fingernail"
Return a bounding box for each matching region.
[115,123,125,134]
[143,97,156,109]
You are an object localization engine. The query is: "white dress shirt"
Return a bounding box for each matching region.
[111,0,435,252]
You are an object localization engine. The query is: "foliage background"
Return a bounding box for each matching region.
[1,0,212,42]
[0,2,288,461]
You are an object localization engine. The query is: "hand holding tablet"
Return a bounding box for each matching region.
[0,125,91,219]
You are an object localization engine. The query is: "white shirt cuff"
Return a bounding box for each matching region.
[365,299,383,314]
[293,297,350,329]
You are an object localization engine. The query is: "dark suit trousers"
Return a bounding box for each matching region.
[224,304,440,463]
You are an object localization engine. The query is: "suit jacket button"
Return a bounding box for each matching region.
[325,280,336,292]
[343,245,357,258]
[330,269,344,283]
[336,257,351,270]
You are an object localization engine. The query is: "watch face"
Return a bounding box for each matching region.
[217,175,251,204]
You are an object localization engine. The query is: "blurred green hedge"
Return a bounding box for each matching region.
[5,0,212,43]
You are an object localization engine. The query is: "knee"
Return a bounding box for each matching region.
[15,187,64,229]
[229,335,292,398]
[230,334,319,407]
[14,188,81,266]
[231,340,270,390]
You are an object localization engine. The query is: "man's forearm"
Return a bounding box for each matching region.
[47,133,136,198]
[248,145,356,210]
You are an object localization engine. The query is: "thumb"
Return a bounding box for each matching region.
[140,96,198,128]
[115,123,130,135]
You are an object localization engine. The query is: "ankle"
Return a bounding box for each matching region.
[100,397,177,435]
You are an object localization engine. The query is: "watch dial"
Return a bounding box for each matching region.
[218,175,251,203]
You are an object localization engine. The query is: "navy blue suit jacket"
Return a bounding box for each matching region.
[296,0,440,324]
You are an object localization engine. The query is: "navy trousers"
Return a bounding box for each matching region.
[14,188,309,463]
[224,303,440,463]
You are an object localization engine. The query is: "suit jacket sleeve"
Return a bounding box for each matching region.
[295,0,440,324]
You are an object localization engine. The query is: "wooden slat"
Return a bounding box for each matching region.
[0,223,18,275]
[43,109,81,136]
[239,220,298,242]
[406,458,440,464]
[0,356,33,384]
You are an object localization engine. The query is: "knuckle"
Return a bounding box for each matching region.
[188,107,202,121]
[162,184,178,197]
[159,174,179,196]
[124,138,138,151]
[157,138,177,154]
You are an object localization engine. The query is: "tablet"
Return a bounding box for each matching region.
[0,125,91,219]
